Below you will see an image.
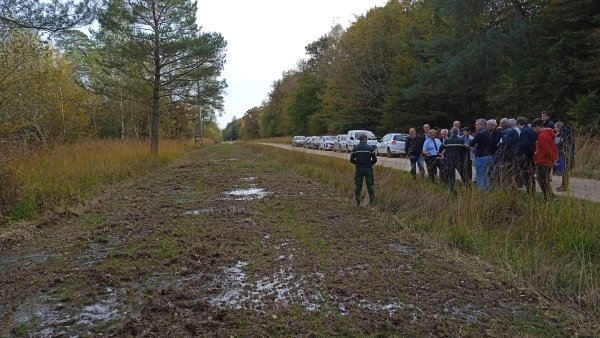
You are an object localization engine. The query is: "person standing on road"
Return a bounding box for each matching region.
[532,118,559,203]
[422,124,431,142]
[440,127,466,196]
[470,119,494,192]
[462,127,475,184]
[517,117,538,194]
[439,129,449,183]
[422,129,442,182]
[405,128,425,180]
[350,134,377,206]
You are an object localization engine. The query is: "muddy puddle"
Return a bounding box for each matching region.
[12,287,122,337]
[223,187,269,200]
[183,206,244,215]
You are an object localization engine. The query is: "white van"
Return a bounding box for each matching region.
[345,130,378,152]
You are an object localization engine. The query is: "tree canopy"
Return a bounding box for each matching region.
[237,0,600,138]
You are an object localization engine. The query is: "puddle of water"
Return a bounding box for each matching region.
[444,301,488,322]
[206,262,323,312]
[76,287,120,326]
[13,287,121,336]
[0,253,59,270]
[224,188,268,200]
[183,206,244,215]
[389,243,418,257]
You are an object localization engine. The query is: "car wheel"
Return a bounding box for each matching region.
[387,148,393,158]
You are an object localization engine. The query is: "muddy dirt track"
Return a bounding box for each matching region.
[266,143,600,203]
[0,144,578,337]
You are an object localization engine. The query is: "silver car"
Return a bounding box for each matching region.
[309,136,321,149]
[292,136,305,147]
[375,133,408,157]
[319,136,336,150]
[333,134,348,152]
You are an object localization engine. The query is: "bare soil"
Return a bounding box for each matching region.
[0,143,576,337]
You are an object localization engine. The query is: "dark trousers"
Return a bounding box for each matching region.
[460,157,473,187]
[446,162,466,194]
[354,168,374,195]
[426,156,441,182]
[518,156,536,194]
[536,164,554,202]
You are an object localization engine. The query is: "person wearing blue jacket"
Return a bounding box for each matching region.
[516,117,538,194]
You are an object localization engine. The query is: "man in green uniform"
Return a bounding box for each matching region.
[350,134,377,205]
[440,127,467,196]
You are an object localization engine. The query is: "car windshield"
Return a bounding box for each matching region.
[294,136,304,140]
[353,132,376,140]
[341,135,347,140]
[324,136,335,140]
[393,135,406,141]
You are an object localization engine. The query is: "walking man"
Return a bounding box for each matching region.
[350,134,377,205]
[405,128,425,179]
[532,118,559,203]
[470,119,494,192]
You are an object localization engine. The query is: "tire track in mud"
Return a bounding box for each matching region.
[0,143,576,337]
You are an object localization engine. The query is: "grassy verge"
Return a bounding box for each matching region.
[572,136,600,180]
[247,142,600,325]
[1,138,197,222]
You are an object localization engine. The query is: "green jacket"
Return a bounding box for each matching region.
[440,135,466,166]
[350,142,377,170]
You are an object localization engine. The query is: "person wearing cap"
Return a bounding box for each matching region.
[350,133,377,206]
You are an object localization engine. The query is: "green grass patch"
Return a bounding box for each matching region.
[247,142,600,319]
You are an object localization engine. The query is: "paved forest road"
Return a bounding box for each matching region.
[264,143,600,203]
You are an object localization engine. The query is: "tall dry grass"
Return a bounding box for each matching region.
[247,142,600,328]
[573,136,600,179]
[2,139,196,222]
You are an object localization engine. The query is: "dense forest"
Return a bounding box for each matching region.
[226,0,600,140]
[0,0,226,155]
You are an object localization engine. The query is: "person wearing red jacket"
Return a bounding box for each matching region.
[532,118,559,203]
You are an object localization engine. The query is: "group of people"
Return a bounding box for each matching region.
[349,111,576,206]
[403,111,575,202]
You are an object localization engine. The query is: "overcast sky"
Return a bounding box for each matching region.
[196,0,386,128]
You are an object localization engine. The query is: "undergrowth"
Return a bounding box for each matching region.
[247,142,600,330]
[0,138,198,222]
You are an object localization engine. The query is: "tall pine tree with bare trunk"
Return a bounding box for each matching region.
[95,0,226,154]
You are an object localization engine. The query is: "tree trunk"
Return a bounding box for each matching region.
[151,76,160,155]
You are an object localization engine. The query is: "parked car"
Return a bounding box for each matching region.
[319,136,336,150]
[303,136,313,148]
[333,134,348,152]
[375,133,408,157]
[345,130,378,152]
[308,136,321,149]
[292,136,305,147]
